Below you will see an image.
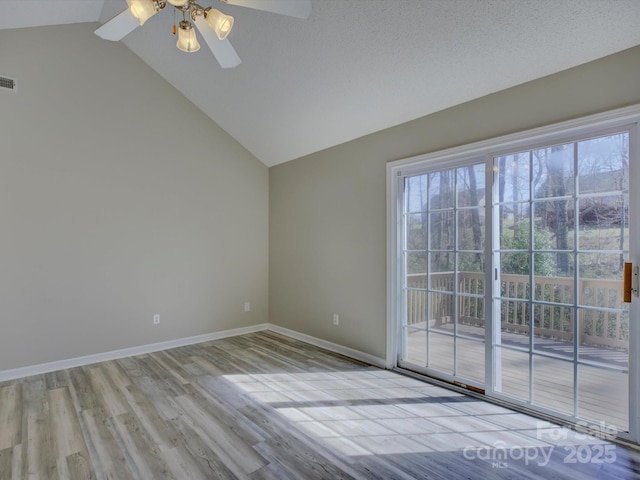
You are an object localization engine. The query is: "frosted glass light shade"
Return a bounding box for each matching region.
[126,0,157,26]
[167,0,186,5]
[176,21,200,52]
[206,9,234,40]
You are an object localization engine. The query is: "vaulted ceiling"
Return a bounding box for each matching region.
[2,0,640,166]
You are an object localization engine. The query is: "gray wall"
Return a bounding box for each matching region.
[2,23,639,373]
[269,46,640,360]
[0,24,268,371]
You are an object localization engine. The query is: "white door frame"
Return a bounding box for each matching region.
[387,104,640,442]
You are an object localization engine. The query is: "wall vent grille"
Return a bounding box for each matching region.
[0,76,16,91]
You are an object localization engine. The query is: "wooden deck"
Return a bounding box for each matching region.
[405,327,629,430]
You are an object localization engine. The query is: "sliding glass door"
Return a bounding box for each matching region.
[492,132,631,431]
[392,110,639,441]
[400,162,487,389]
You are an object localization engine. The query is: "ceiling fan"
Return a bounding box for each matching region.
[95,0,312,68]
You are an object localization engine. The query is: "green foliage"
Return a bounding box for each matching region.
[458,253,483,272]
[502,220,556,276]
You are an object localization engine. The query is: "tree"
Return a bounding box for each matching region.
[615,134,629,270]
[498,156,506,245]
[502,220,556,276]
[431,170,454,271]
[464,165,484,272]
[534,146,571,274]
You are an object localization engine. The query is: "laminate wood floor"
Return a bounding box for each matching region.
[1,330,639,479]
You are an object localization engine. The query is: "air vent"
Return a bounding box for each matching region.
[0,76,16,92]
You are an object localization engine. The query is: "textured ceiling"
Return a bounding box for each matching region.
[2,0,640,166]
[0,1,104,29]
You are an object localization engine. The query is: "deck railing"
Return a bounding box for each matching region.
[406,272,628,349]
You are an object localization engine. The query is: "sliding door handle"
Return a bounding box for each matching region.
[623,262,639,303]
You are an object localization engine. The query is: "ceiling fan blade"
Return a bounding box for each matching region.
[94,8,139,41]
[194,16,242,69]
[222,0,312,19]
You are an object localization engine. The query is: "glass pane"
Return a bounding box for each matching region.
[459,272,484,340]
[500,300,530,347]
[577,132,629,195]
[406,252,426,275]
[494,347,529,402]
[405,289,426,328]
[534,267,573,304]
[457,208,484,250]
[429,170,455,209]
[499,203,530,250]
[429,211,455,250]
[579,308,629,358]
[405,174,428,213]
[496,152,530,202]
[459,294,484,331]
[533,355,574,415]
[428,332,454,375]
[406,213,428,250]
[578,364,628,431]
[500,273,530,300]
[500,252,531,276]
[456,337,485,383]
[533,305,574,360]
[404,327,426,366]
[457,164,486,207]
[579,254,625,285]
[579,272,624,317]
[429,292,454,332]
[458,252,484,274]
[458,268,484,294]
[430,252,454,275]
[532,200,574,251]
[533,143,574,199]
[406,273,427,290]
[459,266,484,329]
[543,252,574,276]
[577,196,628,251]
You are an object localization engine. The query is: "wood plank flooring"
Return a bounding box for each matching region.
[1,330,639,479]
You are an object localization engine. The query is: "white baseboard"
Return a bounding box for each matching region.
[0,322,388,382]
[267,324,388,368]
[0,323,270,382]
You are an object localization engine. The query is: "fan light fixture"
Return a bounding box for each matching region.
[126,0,234,52]
[126,0,161,26]
[95,0,311,69]
[205,8,234,40]
[176,20,200,52]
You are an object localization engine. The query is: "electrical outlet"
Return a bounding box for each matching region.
[333,314,339,326]
[244,302,251,312]
[153,314,160,325]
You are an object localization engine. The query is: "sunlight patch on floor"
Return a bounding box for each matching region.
[223,370,611,457]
